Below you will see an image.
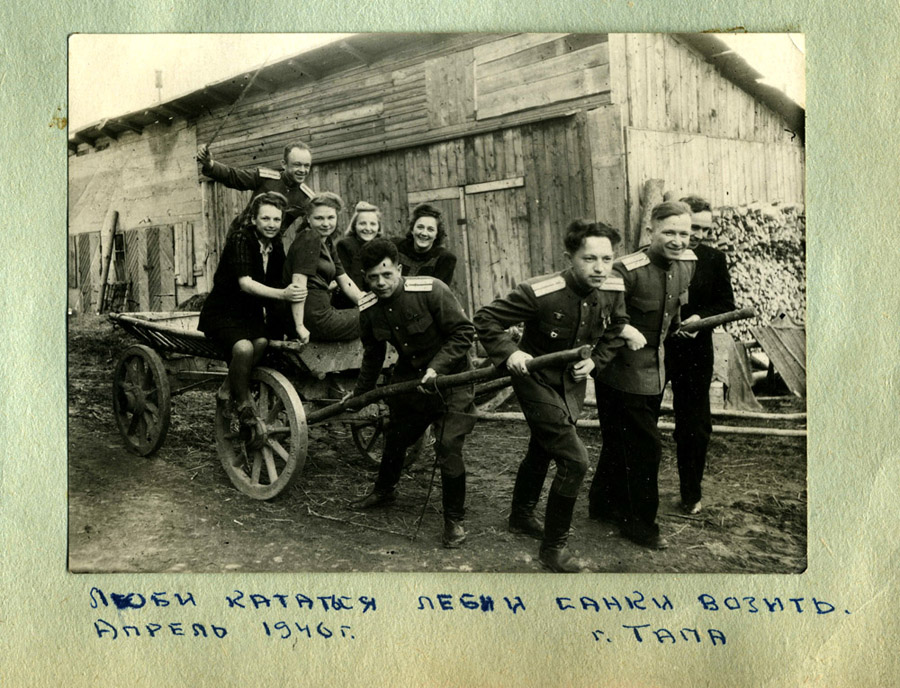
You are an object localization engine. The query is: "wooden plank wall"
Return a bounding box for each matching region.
[625,128,805,212]
[617,34,805,247]
[197,34,613,170]
[303,115,596,313]
[618,34,800,145]
[474,34,611,120]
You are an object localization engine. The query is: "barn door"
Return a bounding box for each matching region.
[463,178,529,310]
[146,225,177,311]
[405,188,474,316]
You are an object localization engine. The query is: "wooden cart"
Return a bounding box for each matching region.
[109,311,589,501]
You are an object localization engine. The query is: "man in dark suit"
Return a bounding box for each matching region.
[665,196,736,515]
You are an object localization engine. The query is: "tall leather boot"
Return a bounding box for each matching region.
[441,472,467,549]
[508,460,546,539]
[539,490,581,573]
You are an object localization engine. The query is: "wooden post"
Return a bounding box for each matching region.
[97,209,118,313]
[637,178,665,248]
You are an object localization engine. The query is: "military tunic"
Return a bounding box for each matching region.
[355,276,477,494]
[474,269,627,499]
[589,248,696,540]
[201,160,315,243]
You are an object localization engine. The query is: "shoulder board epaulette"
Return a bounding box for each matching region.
[620,251,650,271]
[600,275,625,292]
[530,274,566,297]
[405,276,434,292]
[258,168,281,180]
[358,292,378,311]
[678,249,698,261]
[299,183,316,199]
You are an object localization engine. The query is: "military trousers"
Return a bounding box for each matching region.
[515,382,589,500]
[374,380,476,494]
[666,336,714,505]
[590,382,664,538]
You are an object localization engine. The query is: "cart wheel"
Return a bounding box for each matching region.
[112,344,171,456]
[350,417,385,468]
[350,417,426,469]
[216,367,308,500]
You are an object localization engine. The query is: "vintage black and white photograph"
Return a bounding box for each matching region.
[67,32,806,574]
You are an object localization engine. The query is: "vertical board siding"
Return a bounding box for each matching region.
[624,127,805,249]
[124,228,149,311]
[619,34,800,146]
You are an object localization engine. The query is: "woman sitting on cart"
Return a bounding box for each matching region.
[198,191,306,427]
[283,191,364,342]
[393,203,457,285]
[332,200,383,309]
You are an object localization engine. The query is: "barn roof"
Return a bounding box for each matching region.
[677,33,805,140]
[69,32,805,152]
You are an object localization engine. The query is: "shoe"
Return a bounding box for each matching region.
[621,526,669,550]
[238,403,267,450]
[682,501,702,515]
[508,514,544,539]
[588,508,623,526]
[539,547,581,573]
[539,491,582,573]
[442,519,466,548]
[350,490,396,510]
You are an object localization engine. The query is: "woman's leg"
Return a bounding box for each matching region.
[229,339,257,405]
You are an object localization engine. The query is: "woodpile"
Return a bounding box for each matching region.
[711,203,806,341]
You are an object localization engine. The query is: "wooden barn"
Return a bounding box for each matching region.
[68,32,805,317]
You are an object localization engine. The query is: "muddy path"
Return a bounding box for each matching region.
[68,317,807,574]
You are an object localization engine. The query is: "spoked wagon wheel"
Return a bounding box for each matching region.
[112,344,172,456]
[216,367,308,500]
[350,417,385,468]
[350,416,426,469]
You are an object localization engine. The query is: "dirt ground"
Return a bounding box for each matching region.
[68,315,807,574]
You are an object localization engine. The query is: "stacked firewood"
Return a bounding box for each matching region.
[710,203,806,341]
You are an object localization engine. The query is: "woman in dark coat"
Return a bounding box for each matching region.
[393,203,457,285]
[198,192,305,425]
[283,192,363,342]
[333,200,383,309]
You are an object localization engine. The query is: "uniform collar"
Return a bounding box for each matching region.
[647,247,673,270]
[562,268,595,298]
[378,277,406,304]
[280,170,299,189]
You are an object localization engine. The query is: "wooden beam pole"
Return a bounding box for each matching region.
[286,59,321,80]
[338,40,371,65]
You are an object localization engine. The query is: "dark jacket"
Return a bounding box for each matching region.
[678,242,736,345]
[474,269,628,421]
[595,248,696,395]
[335,233,368,292]
[202,160,314,234]
[355,276,475,395]
[198,225,285,335]
[393,235,457,285]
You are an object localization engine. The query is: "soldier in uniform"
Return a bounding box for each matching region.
[666,196,736,514]
[588,201,697,550]
[348,239,477,549]
[474,220,628,573]
[197,142,315,245]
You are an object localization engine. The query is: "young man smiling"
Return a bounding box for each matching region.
[474,220,628,572]
[588,201,697,551]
